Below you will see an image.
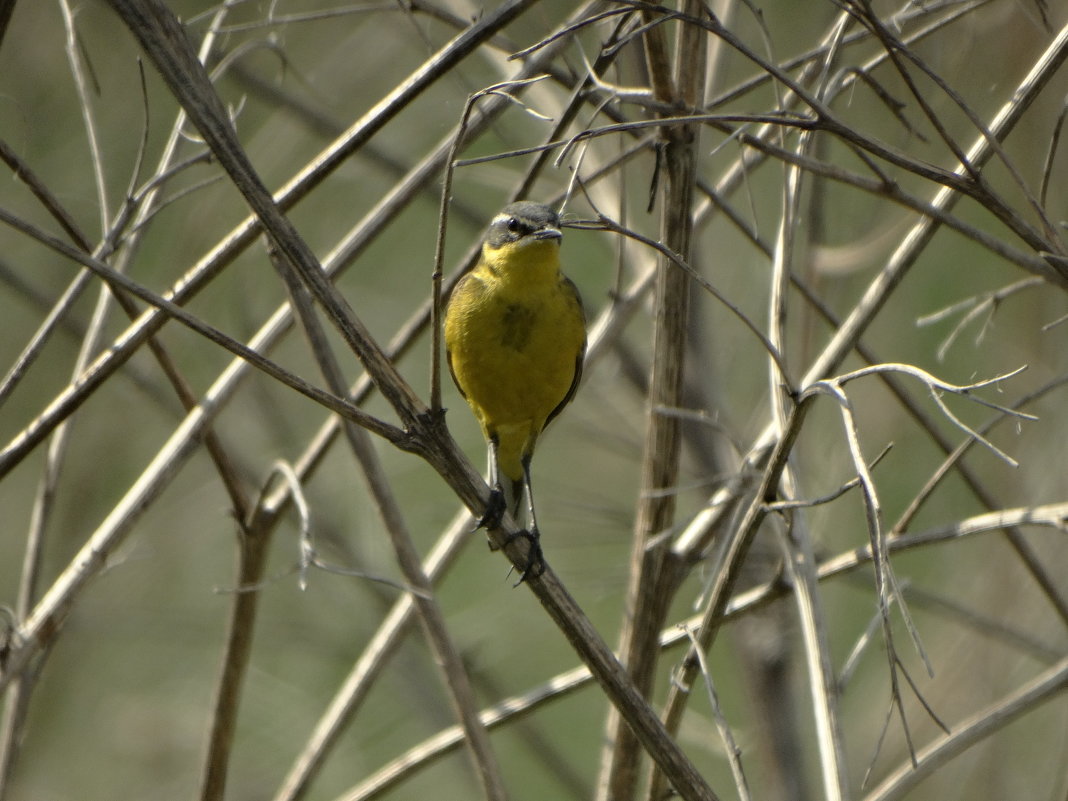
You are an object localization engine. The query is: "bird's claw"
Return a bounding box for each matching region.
[474,485,545,584]
[476,485,507,535]
[503,526,545,586]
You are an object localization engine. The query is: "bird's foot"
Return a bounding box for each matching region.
[503,526,545,586]
[476,484,507,535]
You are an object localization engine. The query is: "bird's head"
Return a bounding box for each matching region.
[484,201,562,252]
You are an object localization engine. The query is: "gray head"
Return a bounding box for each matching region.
[484,201,562,249]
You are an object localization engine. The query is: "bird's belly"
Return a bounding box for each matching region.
[451,298,579,427]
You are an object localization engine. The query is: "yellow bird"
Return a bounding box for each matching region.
[444,201,586,574]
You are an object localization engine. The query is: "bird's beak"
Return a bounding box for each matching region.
[533,227,562,241]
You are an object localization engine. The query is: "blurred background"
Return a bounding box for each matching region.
[0,1,1066,800]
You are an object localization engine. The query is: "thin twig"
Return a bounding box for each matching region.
[598,6,706,799]
[0,0,545,487]
[309,494,1068,800]
[430,74,551,413]
[269,244,508,801]
[862,657,1068,801]
[571,214,790,383]
[680,625,752,801]
[775,515,849,801]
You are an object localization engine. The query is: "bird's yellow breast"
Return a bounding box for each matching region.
[444,239,585,479]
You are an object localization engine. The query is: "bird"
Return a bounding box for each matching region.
[444,201,587,577]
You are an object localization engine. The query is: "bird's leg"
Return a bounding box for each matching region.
[477,434,507,533]
[523,454,541,543]
[504,455,545,583]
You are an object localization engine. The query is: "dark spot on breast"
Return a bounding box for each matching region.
[500,303,535,351]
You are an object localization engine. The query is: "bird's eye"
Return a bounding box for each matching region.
[506,217,521,232]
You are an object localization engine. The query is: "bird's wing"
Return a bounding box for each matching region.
[445,348,466,401]
[444,272,478,401]
[544,276,586,429]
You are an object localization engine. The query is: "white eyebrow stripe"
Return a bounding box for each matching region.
[491,213,514,226]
